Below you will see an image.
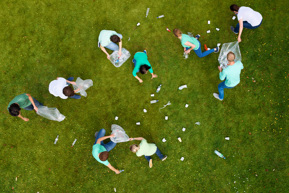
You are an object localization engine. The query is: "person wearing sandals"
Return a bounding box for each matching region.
[129,137,167,168]
[173,28,219,58]
[98,30,123,60]
[132,50,158,83]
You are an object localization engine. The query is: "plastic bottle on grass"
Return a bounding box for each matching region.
[157,15,164,18]
[178,85,188,90]
[150,100,159,104]
[54,135,59,144]
[214,150,226,159]
[156,84,162,93]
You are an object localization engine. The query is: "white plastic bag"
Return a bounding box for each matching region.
[73,77,93,97]
[109,48,131,67]
[218,41,241,68]
[37,106,65,122]
[110,124,129,143]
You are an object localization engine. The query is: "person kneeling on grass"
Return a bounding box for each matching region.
[8,93,43,122]
[129,137,167,168]
[173,28,219,58]
[98,30,123,60]
[213,52,244,101]
[49,77,81,99]
[92,129,121,174]
[132,50,157,83]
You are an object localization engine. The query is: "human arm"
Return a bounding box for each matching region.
[184,42,196,54]
[219,70,226,81]
[218,66,223,72]
[118,40,122,57]
[107,163,120,174]
[134,75,143,83]
[26,94,38,112]
[65,80,76,85]
[96,134,115,144]
[237,19,243,42]
[129,137,144,141]
[18,114,29,122]
[100,45,110,60]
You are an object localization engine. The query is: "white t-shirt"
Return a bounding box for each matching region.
[237,6,262,27]
[49,77,68,99]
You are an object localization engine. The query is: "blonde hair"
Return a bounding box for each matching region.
[227,52,235,62]
[173,28,182,37]
[130,144,138,153]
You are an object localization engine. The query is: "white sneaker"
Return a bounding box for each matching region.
[213,93,223,101]
[162,156,167,161]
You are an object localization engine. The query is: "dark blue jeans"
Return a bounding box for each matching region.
[218,81,234,100]
[66,77,81,99]
[234,20,263,33]
[186,40,214,58]
[24,98,43,110]
[94,129,116,152]
[144,147,165,162]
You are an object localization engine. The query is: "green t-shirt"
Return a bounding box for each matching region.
[219,61,244,87]
[98,30,118,47]
[92,144,109,166]
[7,94,31,110]
[181,34,200,50]
[132,52,153,77]
[136,139,157,157]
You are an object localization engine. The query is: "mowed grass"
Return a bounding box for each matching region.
[0,0,288,192]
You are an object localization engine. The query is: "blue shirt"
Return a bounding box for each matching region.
[219,61,244,87]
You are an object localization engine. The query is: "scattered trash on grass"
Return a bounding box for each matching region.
[178,137,182,142]
[162,138,166,142]
[182,127,186,132]
[214,150,226,159]
[72,139,77,147]
[180,157,184,161]
[54,135,59,144]
[157,15,164,18]
[136,122,140,125]
[146,8,150,17]
[115,116,118,120]
[195,122,200,125]
[178,85,187,90]
[150,100,158,104]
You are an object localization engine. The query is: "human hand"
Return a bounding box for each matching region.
[23,117,29,122]
[139,79,143,83]
[184,47,186,51]
[129,138,134,141]
[151,74,158,79]
[71,82,77,85]
[118,51,122,57]
[107,55,110,60]
[34,106,38,112]
[237,37,242,43]
[185,49,191,54]
[115,170,120,174]
[110,134,115,137]
[218,66,222,72]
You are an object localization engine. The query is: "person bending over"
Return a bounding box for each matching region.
[173,28,219,58]
[49,77,81,99]
[132,50,157,83]
[98,30,123,60]
[230,4,263,42]
[92,129,120,174]
[8,93,43,122]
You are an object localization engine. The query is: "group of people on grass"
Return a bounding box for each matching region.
[7,4,262,174]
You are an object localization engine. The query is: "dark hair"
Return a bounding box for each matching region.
[173,28,182,37]
[110,35,120,43]
[140,65,151,74]
[99,151,109,161]
[63,86,74,97]
[9,103,21,116]
[230,4,240,12]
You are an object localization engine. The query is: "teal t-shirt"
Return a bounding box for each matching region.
[181,34,200,50]
[98,30,118,47]
[132,52,153,77]
[136,139,157,157]
[7,93,31,110]
[92,144,109,166]
[219,61,244,87]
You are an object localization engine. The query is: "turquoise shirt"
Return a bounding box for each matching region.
[133,52,153,77]
[98,30,118,47]
[136,139,157,157]
[219,61,244,87]
[8,93,31,110]
[181,34,200,50]
[92,144,109,166]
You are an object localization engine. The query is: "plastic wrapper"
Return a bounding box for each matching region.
[73,77,93,97]
[110,124,129,143]
[37,106,65,122]
[218,41,241,68]
[109,48,131,67]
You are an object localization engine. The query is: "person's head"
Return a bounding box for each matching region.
[173,28,182,38]
[63,86,74,97]
[110,35,121,43]
[227,51,235,62]
[230,4,240,13]
[140,65,151,74]
[9,103,21,116]
[99,151,109,161]
[130,144,139,153]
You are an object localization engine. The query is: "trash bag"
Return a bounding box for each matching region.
[37,106,65,122]
[110,124,129,143]
[109,48,131,67]
[73,77,93,97]
[218,41,241,68]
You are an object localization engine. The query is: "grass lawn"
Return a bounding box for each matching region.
[0,0,288,192]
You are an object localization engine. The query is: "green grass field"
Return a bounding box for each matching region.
[0,0,288,192]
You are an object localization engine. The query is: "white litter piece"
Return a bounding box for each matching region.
[72,139,77,147]
[15,177,17,181]
[128,37,130,41]
[159,101,171,110]
[182,127,186,132]
[216,28,220,31]
[37,106,65,122]
[109,48,131,67]
[217,43,221,47]
[207,30,211,33]
[178,137,182,142]
[208,20,210,24]
[114,188,117,192]
[207,48,211,50]
[143,109,147,113]
[232,16,236,20]
[151,94,155,97]
[162,138,166,142]
[195,122,201,125]
[146,8,150,17]
[180,157,184,161]
[150,100,158,104]
[136,122,140,125]
[54,135,59,144]
[165,116,168,120]
[110,124,129,143]
[218,41,242,68]
[178,85,187,90]
[225,137,230,140]
[137,22,140,26]
[115,116,118,120]
[156,84,162,93]
[157,15,164,18]
[185,104,189,108]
